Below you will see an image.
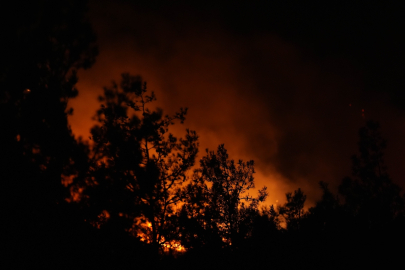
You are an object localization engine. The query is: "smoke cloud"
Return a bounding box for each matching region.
[68,0,405,207]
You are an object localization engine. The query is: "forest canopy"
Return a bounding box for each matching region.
[2,1,405,269]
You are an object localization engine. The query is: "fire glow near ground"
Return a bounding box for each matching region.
[68,0,405,211]
[6,1,405,268]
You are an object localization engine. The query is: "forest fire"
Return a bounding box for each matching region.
[135,218,186,253]
[4,1,405,269]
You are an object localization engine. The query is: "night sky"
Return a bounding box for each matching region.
[68,0,405,207]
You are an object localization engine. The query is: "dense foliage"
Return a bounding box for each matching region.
[2,2,405,269]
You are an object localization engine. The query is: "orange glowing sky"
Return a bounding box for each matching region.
[68,0,405,207]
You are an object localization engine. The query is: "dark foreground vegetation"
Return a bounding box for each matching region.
[2,1,405,269]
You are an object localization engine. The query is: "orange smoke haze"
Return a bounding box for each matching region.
[68,0,405,207]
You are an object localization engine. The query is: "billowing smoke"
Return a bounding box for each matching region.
[68,0,405,207]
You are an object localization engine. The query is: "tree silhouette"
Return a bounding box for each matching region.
[260,204,281,231]
[1,0,97,180]
[339,120,404,229]
[279,188,306,231]
[77,74,199,253]
[1,1,97,267]
[306,181,341,232]
[248,204,281,252]
[189,144,268,248]
[176,173,223,251]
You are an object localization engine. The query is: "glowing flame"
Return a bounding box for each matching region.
[137,221,154,242]
[84,210,111,229]
[65,186,84,203]
[61,174,76,187]
[161,239,186,252]
[135,218,186,253]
